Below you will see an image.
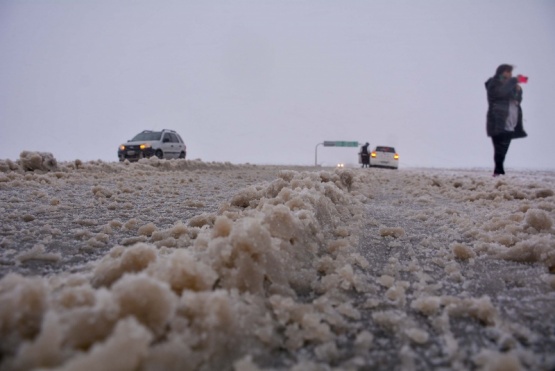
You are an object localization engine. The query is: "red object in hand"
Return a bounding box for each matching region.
[517,75,528,83]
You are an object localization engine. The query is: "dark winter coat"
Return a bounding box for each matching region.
[485,76,527,138]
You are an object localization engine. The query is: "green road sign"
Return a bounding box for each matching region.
[323,141,359,147]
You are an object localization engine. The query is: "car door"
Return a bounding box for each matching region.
[176,134,186,153]
[169,133,182,158]
[161,133,175,158]
[171,134,184,155]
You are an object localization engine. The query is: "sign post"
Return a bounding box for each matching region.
[315,141,359,166]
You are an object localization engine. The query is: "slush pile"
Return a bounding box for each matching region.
[0,152,554,370]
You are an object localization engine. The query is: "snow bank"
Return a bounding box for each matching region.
[397,171,555,270]
[0,168,368,370]
[0,154,238,174]
[0,163,554,369]
[19,151,58,172]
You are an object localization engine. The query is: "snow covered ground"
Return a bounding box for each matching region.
[0,153,554,370]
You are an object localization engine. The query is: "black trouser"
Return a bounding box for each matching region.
[491,133,512,175]
[361,153,369,167]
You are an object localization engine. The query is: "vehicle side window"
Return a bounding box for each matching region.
[169,133,179,143]
[162,134,171,143]
[176,134,184,143]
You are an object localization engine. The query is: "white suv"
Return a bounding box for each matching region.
[118,129,187,162]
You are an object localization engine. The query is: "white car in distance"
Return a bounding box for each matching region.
[118,129,187,162]
[370,146,399,169]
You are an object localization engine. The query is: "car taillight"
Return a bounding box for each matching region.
[394,154,399,160]
[371,152,377,158]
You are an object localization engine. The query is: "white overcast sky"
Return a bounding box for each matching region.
[1,0,554,168]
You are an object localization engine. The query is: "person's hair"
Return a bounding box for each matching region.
[495,64,513,76]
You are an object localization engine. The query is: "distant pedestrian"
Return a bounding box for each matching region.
[360,142,370,168]
[485,64,527,176]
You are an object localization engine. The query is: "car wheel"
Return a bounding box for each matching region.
[155,150,163,159]
[179,151,186,159]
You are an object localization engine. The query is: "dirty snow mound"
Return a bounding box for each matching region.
[0,164,554,369]
[0,169,368,370]
[19,151,58,172]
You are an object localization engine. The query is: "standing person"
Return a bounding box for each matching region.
[485,64,527,176]
[360,142,370,168]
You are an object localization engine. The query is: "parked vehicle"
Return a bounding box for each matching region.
[118,129,187,162]
[370,146,399,169]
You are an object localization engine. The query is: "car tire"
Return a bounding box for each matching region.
[179,151,186,159]
[155,150,163,159]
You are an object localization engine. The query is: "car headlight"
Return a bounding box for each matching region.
[119,145,125,151]
[139,143,151,150]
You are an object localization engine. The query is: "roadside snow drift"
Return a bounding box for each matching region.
[0,159,553,370]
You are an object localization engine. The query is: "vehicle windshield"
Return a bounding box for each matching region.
[376,146,395,153]
[130,132,162,141]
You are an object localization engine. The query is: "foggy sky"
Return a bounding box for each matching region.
[1,0,554,169]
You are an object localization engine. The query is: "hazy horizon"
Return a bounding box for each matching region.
[1,0,554,169]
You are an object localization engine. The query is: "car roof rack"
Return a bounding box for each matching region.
[138,129,176,134]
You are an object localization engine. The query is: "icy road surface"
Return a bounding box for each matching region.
[0,156,554,370]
